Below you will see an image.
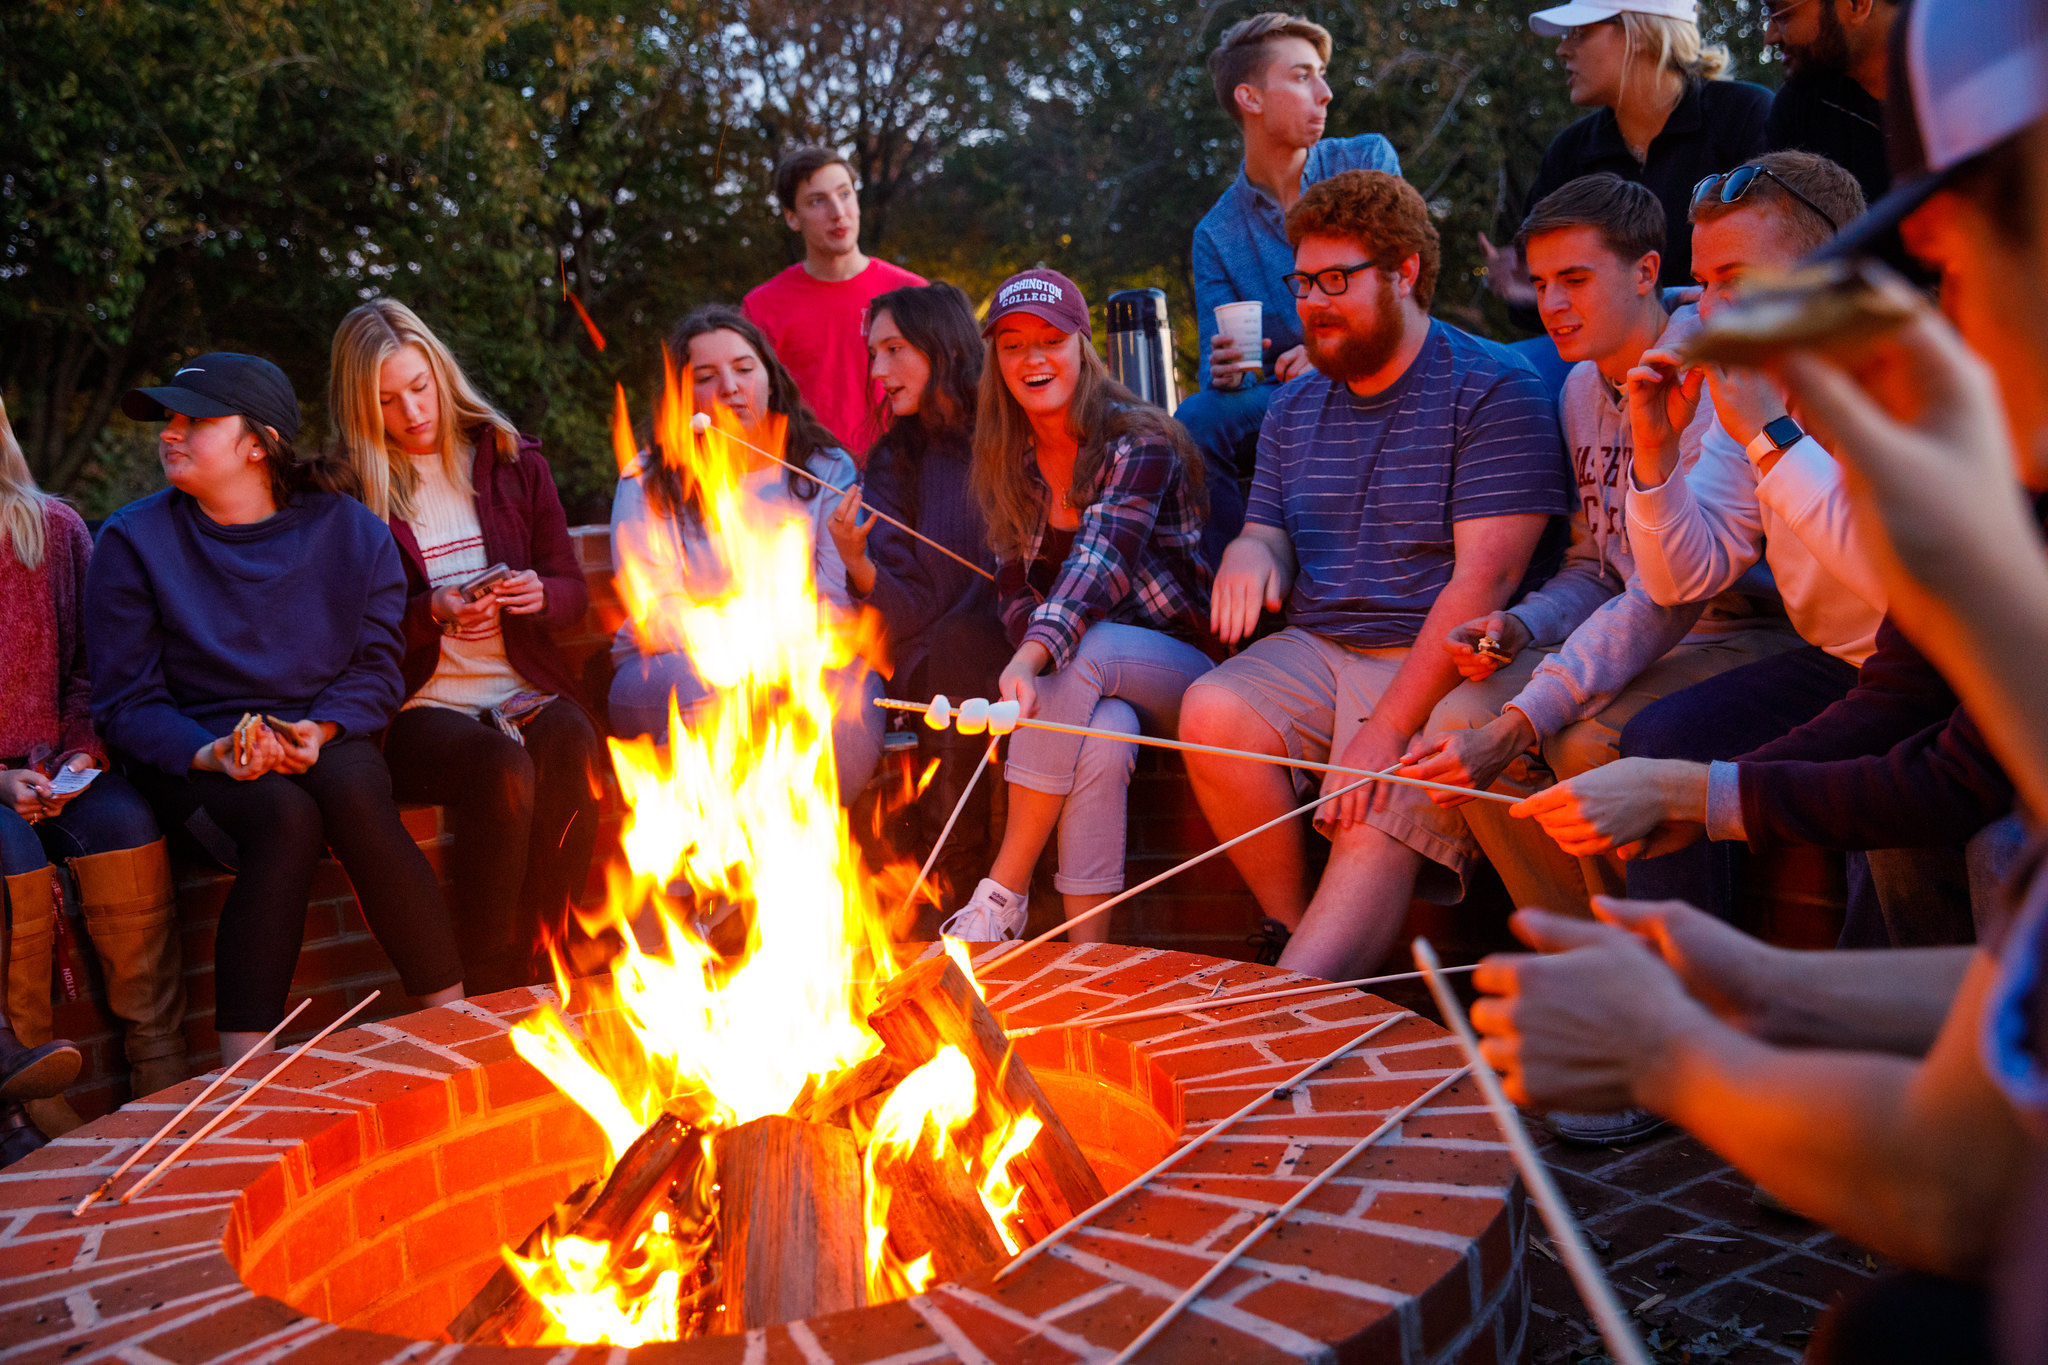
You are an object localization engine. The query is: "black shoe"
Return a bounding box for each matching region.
[1246,917,1292,966]
[0,1103,48,1168]
[1544,1107,1668,1146]
[0,1036,82,1102]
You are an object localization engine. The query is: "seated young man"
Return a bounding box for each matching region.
[1179,170,1573,979]
[1175,11,1399,564]
[1400,174,1799,924]
[1519,151,1884,919]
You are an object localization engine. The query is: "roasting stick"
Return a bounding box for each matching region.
[686,411,994,582]
[873,697,1519,806]
[996,1010,1409,1281]
[1414,938,1651,1365]
[1106,1064,1475,1364]
[983,774,1378,981]
[900,736,1000,920]
[119,992,382,1205]
[71,997,313,1217]
[1008,964,1480,1038]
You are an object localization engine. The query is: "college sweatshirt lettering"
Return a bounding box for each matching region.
[85,488,409,776]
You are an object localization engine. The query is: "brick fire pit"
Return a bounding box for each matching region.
[0,943,1524,1364]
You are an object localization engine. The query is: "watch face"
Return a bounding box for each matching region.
[1764,415,1804,450]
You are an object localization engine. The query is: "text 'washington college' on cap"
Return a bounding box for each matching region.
[122,352,303,440]
[1528,0,1697,38]
[982,269,1092,339]
[1827,0,2048,258]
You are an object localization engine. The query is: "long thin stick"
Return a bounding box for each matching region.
[998,1010,1408,1280]
[1105,1065,1474,1364]
[71,998,313,1217]
[983,775,1377,978]
[1413,938,1650,1365]
[903,737,998,922]
[1009,964,1480,1038]
[120,992,382,1205]
[690,414,995,582]
[873,698,1519,805]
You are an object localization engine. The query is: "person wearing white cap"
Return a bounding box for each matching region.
[1481,0,1770,311]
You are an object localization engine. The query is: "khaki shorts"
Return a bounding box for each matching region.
[1188,626,1476,902]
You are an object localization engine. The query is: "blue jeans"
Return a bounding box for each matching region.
[1173,382,1272,567]
[1621,645,1860,919]
[1004,623,1215,894]
[0,772,160,875]
[609,650,886,802]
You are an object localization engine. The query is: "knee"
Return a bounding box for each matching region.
[1073,701,1138,789]
[1426,681,1499,736]
[479,738,537,819]
[1619,692,1700,760]
[1546,718,1617,779]
[1179,681,1267,751]
[249,781,326,862]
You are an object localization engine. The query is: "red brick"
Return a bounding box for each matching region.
[436,1116,538,1186]
[1233,1277,1405,1361]
[277,1190,358,1283]
[141,1293,315,1365]
[350,1150,443,1235]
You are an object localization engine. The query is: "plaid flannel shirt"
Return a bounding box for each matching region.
[996,430,1213,671]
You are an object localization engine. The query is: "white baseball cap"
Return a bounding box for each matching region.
[1528,0,1698,36]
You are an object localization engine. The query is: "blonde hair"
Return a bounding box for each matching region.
[328,299,520,522]
[1621,11,1730,83]
[0,396,58,571]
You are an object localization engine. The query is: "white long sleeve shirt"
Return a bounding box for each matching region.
[1625,419,1885,667]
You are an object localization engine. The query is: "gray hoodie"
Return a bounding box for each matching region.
[1502,308,1783,740]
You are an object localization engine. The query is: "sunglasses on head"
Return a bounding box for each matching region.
[1692,164,1839,232]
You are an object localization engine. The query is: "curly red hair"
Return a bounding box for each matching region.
[1286,170,1441,311]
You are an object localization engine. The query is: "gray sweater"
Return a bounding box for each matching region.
[1503,308,1783,740]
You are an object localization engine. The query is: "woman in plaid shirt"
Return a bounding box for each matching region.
[944,270,1215,943]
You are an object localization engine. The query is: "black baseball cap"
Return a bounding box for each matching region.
[122,352,302,439]
[1825,0,2048,260]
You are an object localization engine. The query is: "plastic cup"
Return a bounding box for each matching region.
[1213,301,1263,388]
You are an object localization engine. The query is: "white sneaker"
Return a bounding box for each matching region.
[939,878,1029,942]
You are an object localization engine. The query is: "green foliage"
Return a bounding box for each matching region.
[3,0,1773,520]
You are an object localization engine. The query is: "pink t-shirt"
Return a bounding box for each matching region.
[742,256,926,462]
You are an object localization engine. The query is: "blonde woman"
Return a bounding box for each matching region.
[329,301,603,993]
[1482,0,1770,305]
[0,399,181,1158]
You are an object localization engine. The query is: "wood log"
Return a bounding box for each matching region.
[712,1115,866,1332]
[869,1132,1007,1283]
[866,956,1106,1244]
[794,1053,910,1131]
[452,1111,706,1345]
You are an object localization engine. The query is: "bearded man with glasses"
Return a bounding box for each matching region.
[1762,0,1900,203]
[1177,170,1574,979]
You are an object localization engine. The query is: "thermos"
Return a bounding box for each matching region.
[1105,288,1178,412]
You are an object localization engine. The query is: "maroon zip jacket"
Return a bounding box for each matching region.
[386,432,589,710]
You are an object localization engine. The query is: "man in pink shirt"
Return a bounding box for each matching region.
[742,146,925,461]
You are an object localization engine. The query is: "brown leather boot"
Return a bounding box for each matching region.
[70,841,188,1100]
[3,868,58,1048]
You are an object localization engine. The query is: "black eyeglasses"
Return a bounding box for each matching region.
[1693,164,1839,232]
[1281,260,1381,299]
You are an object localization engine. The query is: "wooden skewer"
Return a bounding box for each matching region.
[903,737,999,922]
[71,997,313,1217]
[982,774,1379,981]
[119,991,382,1205]
[1413,938,1651,1365]
[997,1011,1408,1281]
[872,698,1520,805]
[1105,1065,1475,1364]
[1008,964,1480,1038]
[687,412,996,582]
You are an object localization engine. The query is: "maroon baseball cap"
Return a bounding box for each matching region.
[982,269,1091,339]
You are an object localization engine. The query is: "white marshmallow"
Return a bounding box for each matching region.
[690,411,711,435]
[956,697,991,735]
[924,695,953,730]
[987,699,1022,735]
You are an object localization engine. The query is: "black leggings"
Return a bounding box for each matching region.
[158,738,463,1032]
[383,700,603,987]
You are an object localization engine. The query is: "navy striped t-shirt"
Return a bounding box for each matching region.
[1247,321,1572,648]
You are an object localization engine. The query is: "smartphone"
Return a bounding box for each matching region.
[458,563,512,602]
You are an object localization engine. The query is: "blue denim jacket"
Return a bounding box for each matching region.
[1190,134,1401,388]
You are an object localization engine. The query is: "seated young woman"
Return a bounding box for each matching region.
[947,270,1214,943]
[0,397,180,1157]
[825,282,1003,923]
[609,305,884,801]
[87,354,464,1063]
[329,301,604,993]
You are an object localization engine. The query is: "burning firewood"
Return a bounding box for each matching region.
[451,1110,710,1345]
[793,1053,910,1133]
[712,1114,866,1331]
[867,1122,1007,1283]
[866,956,1106,1243]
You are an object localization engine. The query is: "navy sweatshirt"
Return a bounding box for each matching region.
[850,426,996,686]
[85,488,409,776]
